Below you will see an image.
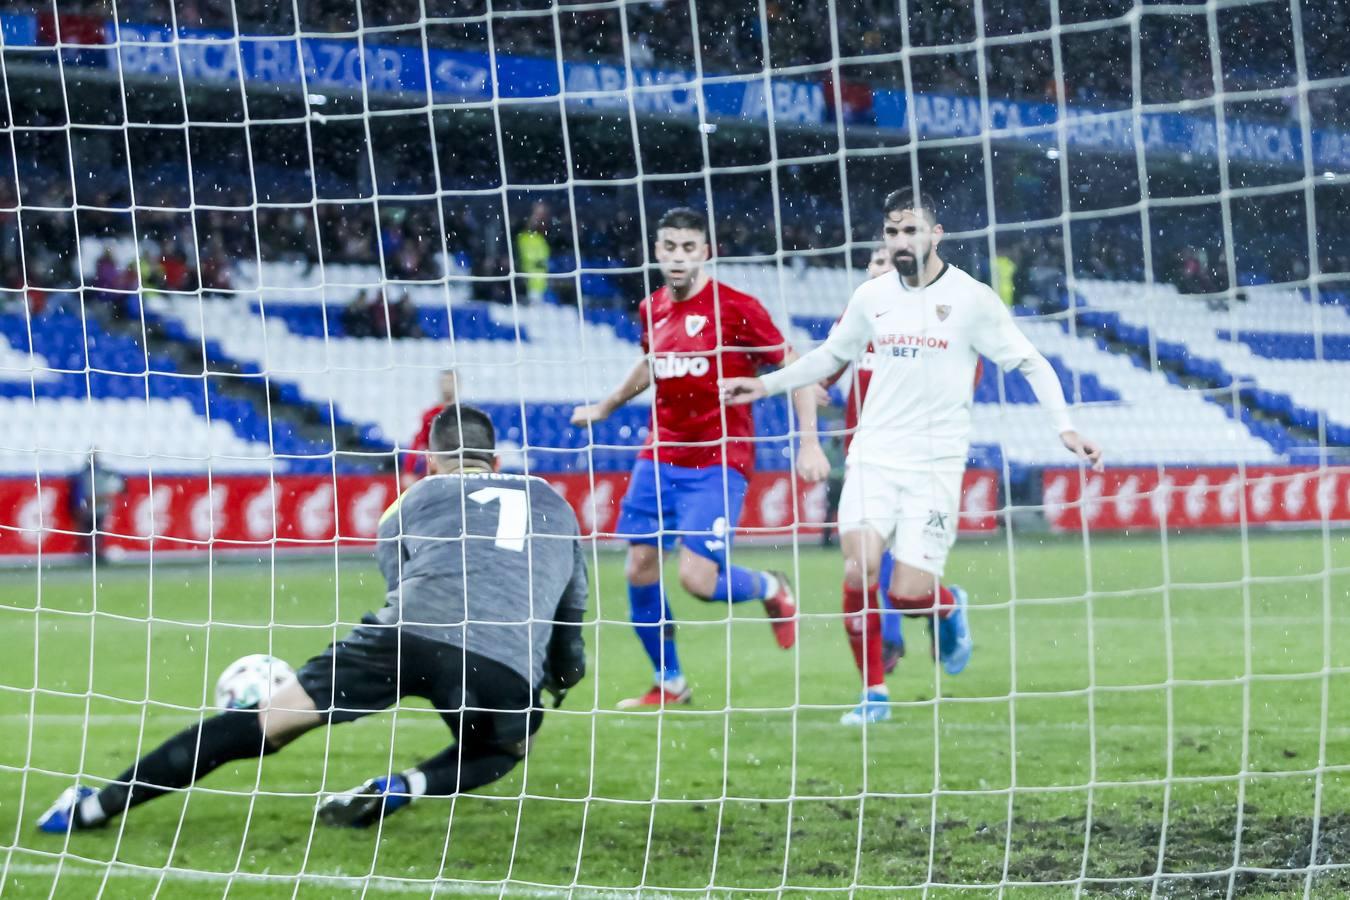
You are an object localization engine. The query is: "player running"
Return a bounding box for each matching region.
[571,207,829,710]
[722,189,1103,725]
[37,405,589,833]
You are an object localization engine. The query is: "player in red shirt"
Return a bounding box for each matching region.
[401,369,459,489]
[571,207,829,708]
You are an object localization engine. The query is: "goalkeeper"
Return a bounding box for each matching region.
[38,404,589,833]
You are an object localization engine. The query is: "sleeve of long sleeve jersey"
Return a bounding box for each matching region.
[760,290,872,395]
[545,539,589,692]
[971,289,1075,435]
[1017,353,1075,435]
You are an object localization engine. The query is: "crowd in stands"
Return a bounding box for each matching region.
[24,0,1349,125]
[1,145,1344,322]
[0,0,1346,319]
[341,289,424,338]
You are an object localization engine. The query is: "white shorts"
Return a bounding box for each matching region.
[837,464,963,576]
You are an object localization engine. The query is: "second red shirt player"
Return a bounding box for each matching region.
[571,207,828,708]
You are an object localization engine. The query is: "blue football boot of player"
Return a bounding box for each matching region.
[36,785,99,834]
[840,689,891,726]
[937,585,973,675]
[318,774,412,828]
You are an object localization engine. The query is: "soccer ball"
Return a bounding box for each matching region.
[214,654,295,710]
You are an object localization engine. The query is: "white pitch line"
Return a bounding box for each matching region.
[1,860,691,899]
[1,713,1348,736]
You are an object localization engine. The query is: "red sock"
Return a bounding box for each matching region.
[843,582,885,688]
[888,584,956,619]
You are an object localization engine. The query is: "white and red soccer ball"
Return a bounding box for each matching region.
[214,654,295,710]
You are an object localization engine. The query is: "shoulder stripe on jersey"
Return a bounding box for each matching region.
[379,491,405,526]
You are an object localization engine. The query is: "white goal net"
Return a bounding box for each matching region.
[2,0,1349,896]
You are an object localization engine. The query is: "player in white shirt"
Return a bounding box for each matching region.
[722,189,1103,725]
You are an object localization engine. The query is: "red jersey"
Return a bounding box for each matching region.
[402,404,443,476]
[638,279,788,478]
[842,344,877,454]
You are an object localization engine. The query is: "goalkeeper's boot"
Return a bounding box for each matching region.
[37,785,100,834]
[762,571,798,650]
[937,586,973,676]
[840,689,891,726]
[318,774,411,828]
[617,681,692,710]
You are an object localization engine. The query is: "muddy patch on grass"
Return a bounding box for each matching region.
[1001,811,1350,897]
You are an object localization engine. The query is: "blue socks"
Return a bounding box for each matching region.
[630,565,773,681]
[708,565,770,603]
[880,592,903,645]
[878,551,901,644]
[629,582,681,682]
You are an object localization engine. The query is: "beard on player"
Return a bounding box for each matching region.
[891,246,924,277]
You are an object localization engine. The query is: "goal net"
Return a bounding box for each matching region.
[2,0,1349,895]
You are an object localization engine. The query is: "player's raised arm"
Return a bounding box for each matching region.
[971,291,1105,472]
[571,356,651,427]
[776,347,830,482]
[721,291,872,405]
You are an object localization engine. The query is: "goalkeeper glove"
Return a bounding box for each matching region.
[542,606,586,706]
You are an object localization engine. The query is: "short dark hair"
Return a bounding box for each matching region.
[882,188,939,225]
[429,404,496,466]
[655,207,708,236]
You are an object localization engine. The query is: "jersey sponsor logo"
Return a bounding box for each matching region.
[652,354,711,379]
[685,314,707,336]
[936,304,951,321]
[877,333,949,349]
[876,332,949,359]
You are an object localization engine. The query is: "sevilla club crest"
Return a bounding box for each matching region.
[935,304,951,321]
[685,314,707,336]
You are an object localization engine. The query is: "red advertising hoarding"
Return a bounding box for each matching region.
[1,468,1001,559]
[1043,466,1350,532]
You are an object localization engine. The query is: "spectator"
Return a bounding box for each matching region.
[159,240,192,293]
[994,247,1018,307]
[514,201,552,304]
[1177,247,1217,296]
[342,290,376,337]
[389,290,423,339]
[198,239,234,296]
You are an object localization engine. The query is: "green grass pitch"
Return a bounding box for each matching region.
[2,530,1350,898]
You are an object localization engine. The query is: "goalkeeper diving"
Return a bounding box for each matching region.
[38,404,589,832]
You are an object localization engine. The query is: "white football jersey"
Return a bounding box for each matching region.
[803,262,1050,473]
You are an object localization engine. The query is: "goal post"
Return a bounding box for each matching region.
[2,1,1349,897]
